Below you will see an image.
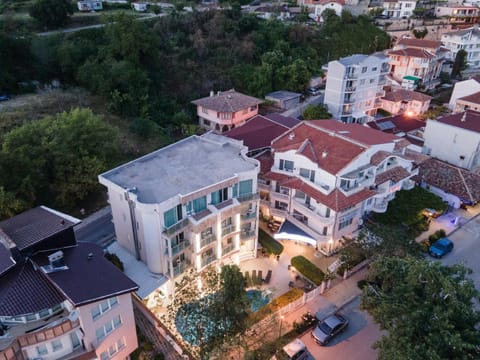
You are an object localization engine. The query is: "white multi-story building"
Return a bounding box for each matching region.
[387,38,449,89]
[448,75,480,110]
[423,110,480,171]
[382,0,417,18]
[0,207,138,360]
[323,53,390,124]
[192,89,263,133]
[257,120,418,254]
[99,133,260,303]
[435,5,479,25]
[442,26,480,69]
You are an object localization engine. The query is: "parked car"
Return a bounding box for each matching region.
[312,314,348,345]
[307,87,321,96]
[429,237,454,258]
[0,94,10,101]
[270,338,309,360]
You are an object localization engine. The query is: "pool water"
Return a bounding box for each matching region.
[246,289,270,312]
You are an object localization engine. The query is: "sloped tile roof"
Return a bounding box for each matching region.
[375,166,411,185]
[388,48,435,59]
[370,151,392,166]
[191,89,263,112]
[436,110,480,133]
[417,158,480,202]
[367,115,426,134]
[0,243,14,277]
[457,91,480,105]
[397,38,442,49]
[255,150,274,174]
[382,89,432,103]
[264,113,301,128]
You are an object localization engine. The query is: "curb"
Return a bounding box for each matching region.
[446,211,480,237]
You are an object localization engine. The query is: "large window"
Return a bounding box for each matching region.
[279,159,294,172]
[299,168,315,182]
[91,297,119,321]
[100,338,126,360]
[211,187,228,204]
[187,196,207,214]
[239,180,253,196]
[51,340,63,352]
[164,204,183,228]
[37,344,48,356]
[96,315,122,342]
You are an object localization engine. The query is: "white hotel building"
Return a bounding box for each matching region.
[323,53,390,124]
[99,133,260,304]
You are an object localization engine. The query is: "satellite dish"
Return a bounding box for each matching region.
[68,310,79,322]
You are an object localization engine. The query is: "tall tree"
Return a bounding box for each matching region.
[302,104,331,120]
[452,49,468,77]
[29,0,73,29]
[361,257,480,360]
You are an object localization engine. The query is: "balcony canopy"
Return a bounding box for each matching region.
[274,220,317,246]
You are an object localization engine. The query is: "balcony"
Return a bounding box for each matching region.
[271,207,288,218]
[402,179,415,190]
[286,214,328,241]
[241,211,257,221]
[168,240,190,256]
[258,182,270,191]
[237,193,259,203]
[344,86,357,93]
[271,190,289,202]
[163,217,189,236]
[241,230,256,240]
[17,318,80,348]
[372,200,388,213]
[292,199,334,225]
[222,244,235,254]
[200,234,216,249]
[172,261,190,277]
[222,224,235,236]
[344,72,358,79]
[343,97,355,104]
[201,255,217,268]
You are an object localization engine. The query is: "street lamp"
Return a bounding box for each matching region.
[279,315,284,338]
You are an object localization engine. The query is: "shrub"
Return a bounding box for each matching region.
[291,256,325,285]
[105,252,124,272]
[250,288,304,323]
[357,279,368,289]
[258,229,283,255]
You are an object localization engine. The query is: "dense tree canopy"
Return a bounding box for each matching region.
[0,108,119,215]
[361,257,480,360]
[302,104,331,120]
[29,0,74,29]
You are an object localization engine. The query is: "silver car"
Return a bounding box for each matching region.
[312,314,348,345]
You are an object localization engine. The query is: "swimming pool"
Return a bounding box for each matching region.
[246,289,270,312]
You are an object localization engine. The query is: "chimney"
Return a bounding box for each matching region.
[461,112,467,122]
[288,133,295,140]
[210,90,214,97]
[48,251,65,268]
[322,150,328,158]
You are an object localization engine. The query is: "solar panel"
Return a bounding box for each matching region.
[377,121,396,130]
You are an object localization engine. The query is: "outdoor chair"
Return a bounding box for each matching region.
[265,270,272,284]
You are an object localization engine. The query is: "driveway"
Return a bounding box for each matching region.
[300,297,382,360]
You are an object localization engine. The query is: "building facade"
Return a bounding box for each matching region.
[0,207,138,360]
[256,121,418,255]
[435,5,480,25]
[192,89,263,133]
[423,110,480,171]
[442,26,480,69]
[382,0,417,18]
[381,89,432,116]
[99,134,260,304]
[387,38,449,89]
[323,53,390,124]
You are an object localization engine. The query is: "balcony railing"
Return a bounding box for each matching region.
[222,224,235,236]
[241,230,256,240]
[241,211,257,221]
[344,86,357,92]
[17,319,80,348]
[168,240,190,256]
[201,255,216,268]
[344,72,358,79]
[237,193,259,203]
[402,179,415,190]
[172,261,190,277]
[200,234,216,249]
[163,217,189,236]
[271,191,289,201]
[271,207,287,217]
[222,244,235,254]
[372,201,388,213]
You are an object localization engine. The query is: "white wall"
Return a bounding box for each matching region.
[448,79,480,110]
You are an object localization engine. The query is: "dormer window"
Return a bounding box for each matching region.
[279,159,294,172]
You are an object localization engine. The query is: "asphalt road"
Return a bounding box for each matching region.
[74,208,116,248]
[300,297,382,360]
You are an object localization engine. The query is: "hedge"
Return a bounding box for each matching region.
[249,288,304,323]
[258,229,284,255]
[291,256,325,285]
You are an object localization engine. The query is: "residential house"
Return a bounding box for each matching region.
[77,0,102,11]
[382,0,417,18]
[387,38,450,89]
[265,91,302,110]
[257,120,418,255]
[442,25,480,69]
[98,133,260,304]
[453,91,480,112]
[416,157,480,207]
[0,207,138,360]
[323,53,390,124]
[448,75,480,110]
[308,0,344,22]
[435,5,480,25]
[423,110,480,170]
[132,2,147,11]
[192,89,263,133]
[224,113,300,155]
[380,89,432,116]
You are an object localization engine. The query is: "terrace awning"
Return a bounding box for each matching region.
[274,220,317,246]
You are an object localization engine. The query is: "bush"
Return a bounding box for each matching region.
[357,279,368,289]
[258,229,284,255]
[250,288,304,323]
[428,229,447,245]
[105,252,124,271]
[291,256,325,285]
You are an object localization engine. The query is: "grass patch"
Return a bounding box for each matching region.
[291,256,325,285]
[258,229,283,255]
[248,288,304,324]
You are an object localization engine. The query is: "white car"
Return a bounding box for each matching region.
[271,338,309,360]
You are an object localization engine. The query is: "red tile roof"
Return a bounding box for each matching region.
[308,120,398,145]
[263,172,375,211]
[191,89,263,113]
[367,114,426,134]
[224,115,293,151]
[370,151,391,166]
[382,89,432,103]
[457,91,480,105]
[388,48,435,59]
[255,150,274,174]
[436,110,480,133]
[417,158,480,202]
[375,166,411,185]
[397,38,442,50]
[271,122,368,175]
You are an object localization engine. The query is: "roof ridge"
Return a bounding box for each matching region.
[457,167,474,202]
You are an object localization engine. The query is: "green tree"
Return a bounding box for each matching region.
[361,257,480,360]
[412,28,428,39]
[452,49,468,77]
[302,104,331,120]
[29,0,73,29]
